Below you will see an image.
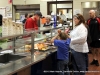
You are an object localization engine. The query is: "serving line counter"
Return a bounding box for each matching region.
[0,26,68,75]
[0,49,57,75]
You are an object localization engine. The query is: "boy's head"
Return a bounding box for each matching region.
[58,32,68,40]
[34,11,42,20]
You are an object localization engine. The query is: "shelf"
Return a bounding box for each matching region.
[0,33,31,40]
[15,37,31,44]
[0,26,66,75]
[0,26,66,53]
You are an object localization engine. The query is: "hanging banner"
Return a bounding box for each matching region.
[8,0,12,4]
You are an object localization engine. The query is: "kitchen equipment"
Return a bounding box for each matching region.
[0,50,13,63]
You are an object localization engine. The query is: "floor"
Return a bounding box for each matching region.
[86,54,100,75]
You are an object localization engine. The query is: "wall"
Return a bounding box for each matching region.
[73,0,100,27]
[15,0,98,16]
[73,0,100,15]
[13,0,47,16]
[3,0,99,18]
[0,0,12,16]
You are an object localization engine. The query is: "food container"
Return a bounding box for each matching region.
[25,45,31,52]
[2,17,8,37]
[16,22,21,34]
[8,17,14,35]
[36,34,42,38]
[8,17,12,26]
[16,22,24,34]
[34,43,50,51]
[12,21,17,35]
[19,22,23,34]
[3,17,8,26]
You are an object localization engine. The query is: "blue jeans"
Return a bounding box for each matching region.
[85,53,88,71]
[57,59,70,75]
[71,49,86,75]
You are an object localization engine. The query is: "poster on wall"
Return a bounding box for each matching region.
[16,13,20,20]
[20,15,25,22]
[74,9,81,15]
[7,13,12,17]
[0,7,6,17]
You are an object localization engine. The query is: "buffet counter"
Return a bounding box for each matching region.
[0,26,67,75]
[0,49,57,75]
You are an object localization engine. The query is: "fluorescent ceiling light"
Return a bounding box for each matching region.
[41,0,72,1]
[41,0,53,1]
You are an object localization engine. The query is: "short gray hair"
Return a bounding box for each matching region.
[45,15,51,20]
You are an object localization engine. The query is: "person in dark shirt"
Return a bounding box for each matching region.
[51,31,70,75]
[25,11,42,30]
[22,13,29,24]
[87,10,100,66]
[29,14,33,18]
[43,15,53,34]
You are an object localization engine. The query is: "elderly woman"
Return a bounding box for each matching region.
[70,14,89,75]
[43,15,53,34]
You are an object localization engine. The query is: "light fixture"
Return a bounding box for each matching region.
[24,0,27,4]
[41,0,73,1]
[41,0,53,1]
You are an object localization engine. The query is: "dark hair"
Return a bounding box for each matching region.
[0,14,2,26]
[34,11,42,18]
[59,32,68,40]
[25,13,28,18]
[74,14,87,28]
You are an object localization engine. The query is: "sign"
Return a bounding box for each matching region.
[7,13,12,17]
[0,7,6,17]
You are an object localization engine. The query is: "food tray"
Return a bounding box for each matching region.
[34,46,56,52]
[34,46,51,52]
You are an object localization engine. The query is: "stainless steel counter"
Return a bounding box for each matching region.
[0,49,57,75]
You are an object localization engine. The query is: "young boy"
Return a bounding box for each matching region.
[51,30,71,75]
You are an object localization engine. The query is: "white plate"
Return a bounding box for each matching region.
[45,33,51,36]
[0,50,13,54]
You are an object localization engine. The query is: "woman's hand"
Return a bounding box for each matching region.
[65,28,69,34]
